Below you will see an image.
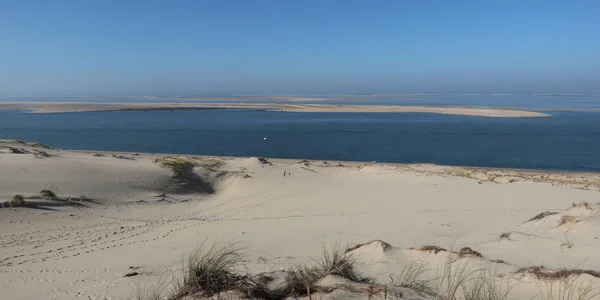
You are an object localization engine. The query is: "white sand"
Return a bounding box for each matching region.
[1,140,599,299]
[0,102,550,117]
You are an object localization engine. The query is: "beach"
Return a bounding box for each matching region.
[0,102,550,117]
[1,139,599,299]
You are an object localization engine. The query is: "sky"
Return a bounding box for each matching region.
[1,0,599,96]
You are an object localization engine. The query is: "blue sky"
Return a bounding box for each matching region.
[1,0,599,96]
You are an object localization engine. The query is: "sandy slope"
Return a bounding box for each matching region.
[1,140,599,299]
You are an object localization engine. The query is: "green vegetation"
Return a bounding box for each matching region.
[10,195,27,207]
[40,189,57,199]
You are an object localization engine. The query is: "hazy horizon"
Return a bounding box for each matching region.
[2,1,600,96]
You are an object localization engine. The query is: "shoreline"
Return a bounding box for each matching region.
[0,101,550,117]
[71,148,600,175]
[2,139,598,174]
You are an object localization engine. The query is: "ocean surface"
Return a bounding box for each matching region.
[1,104,600,172]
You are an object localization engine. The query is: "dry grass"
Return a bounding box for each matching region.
[558,215,578,226]
[434,253,479,300]
[131,274,174,300]
[279,243,370,296]
[457,247,482,258]
[517,266,600,280]
[391,260,434,295]
[571,202,593,210]
[133,242,371,300]
[461,269,513,300]
[561,236,574,250]
[412,245,448,254]
[432,253,514,300]
[525,211,559,223]
[319,244,368,283]
[345,240,392,253]
[538,279,600,300]
[170,241,246,299]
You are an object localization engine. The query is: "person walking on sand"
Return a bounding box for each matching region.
[283,171,286,177]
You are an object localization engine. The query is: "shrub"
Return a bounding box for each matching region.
[11,195,26,207]
[40,189,57,199]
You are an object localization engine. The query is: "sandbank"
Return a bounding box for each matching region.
[0,101,550,117]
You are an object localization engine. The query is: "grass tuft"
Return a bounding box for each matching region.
[280,243,370,296]
[525,211,559,223]
[461,268,513,300]
[171,241,245,299]
[538,279,600,300]
[391,260,434,295]
[571,202,592,210]
[434,253,479,300]
[558,215,578,226]
[131,274,174,300]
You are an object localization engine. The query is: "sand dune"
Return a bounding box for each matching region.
[0,101,550,117]
[1,139,599,299]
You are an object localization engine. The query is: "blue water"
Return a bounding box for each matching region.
[1,109,599,171]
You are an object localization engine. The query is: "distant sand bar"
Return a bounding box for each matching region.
[0,102,550,117]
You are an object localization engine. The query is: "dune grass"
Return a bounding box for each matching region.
[558,215,578,226]
[430,247,513,300]
[538,279,600,300]
[434,253,480,300]
[170,241,246,299]
[391,260,434,295]
[131,274,174,300]
[280,243,370,296]
[130,240,599,300]
[461,268,512,300]
[133,241,372,299]
[525,211,559,223]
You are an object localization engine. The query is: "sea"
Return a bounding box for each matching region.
[1,95,599,172]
